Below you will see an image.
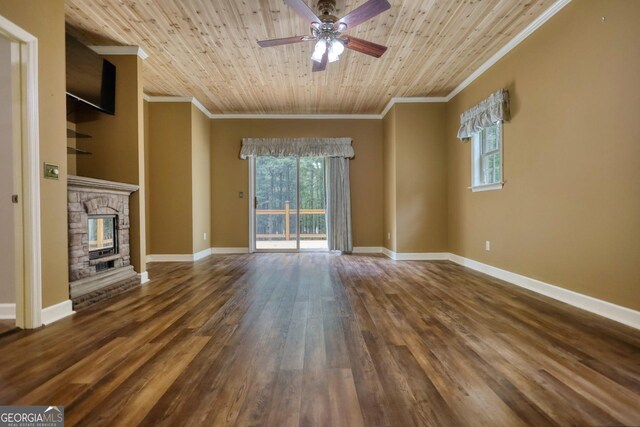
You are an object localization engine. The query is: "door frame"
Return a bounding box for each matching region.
[0,14,42,329]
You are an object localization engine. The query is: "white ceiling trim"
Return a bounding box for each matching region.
[207,113,383,120]
[144,95,384,119]
[144,95,212,118]
[380,97,449,118]
[445,0,572,102]
[89,45,149,60]
[143,0,571,119]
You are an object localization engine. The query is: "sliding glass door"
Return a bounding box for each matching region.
[299,157,327,250]
[253,156,327,252]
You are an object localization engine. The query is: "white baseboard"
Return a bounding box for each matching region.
[352,246,383,254]
[42,300,75,325]
[147,248,248,261]
[0,303,16,319]
[193,248,213,261]
[211,247,250,254]
[448,254,640,330]
[382,248,449,261]
[146,254,195,263]
[138,271,149,284]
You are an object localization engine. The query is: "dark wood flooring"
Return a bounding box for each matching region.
[0,254,638,426]
[0,319,15,335]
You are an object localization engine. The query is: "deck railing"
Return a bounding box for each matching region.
[256,201,326,240]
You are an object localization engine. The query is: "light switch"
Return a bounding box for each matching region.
[44,163,60,180]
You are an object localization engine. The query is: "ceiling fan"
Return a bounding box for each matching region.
[257,0,391,72]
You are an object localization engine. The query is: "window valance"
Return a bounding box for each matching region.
[457,89,510,141]
[240,138,354,159]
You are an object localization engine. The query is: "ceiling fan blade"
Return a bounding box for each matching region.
[257,36,310,47]
[345,36,388,58]
[312,50,328,72]
[284,0,321,24]
[337,0,391,30]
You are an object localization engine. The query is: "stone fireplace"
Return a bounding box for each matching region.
[68,175,140,309]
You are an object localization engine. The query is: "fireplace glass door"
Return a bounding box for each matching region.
[88,215,117,258]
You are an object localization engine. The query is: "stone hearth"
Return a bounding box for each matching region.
[68,175,140,310]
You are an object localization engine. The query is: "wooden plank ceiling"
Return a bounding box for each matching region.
[65,0,555,114]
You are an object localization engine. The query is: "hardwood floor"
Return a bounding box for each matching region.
[0,254,638,426]
[0,319,15,335]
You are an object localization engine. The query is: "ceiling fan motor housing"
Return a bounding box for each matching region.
[317,0,337,16]
[312,0,347,44]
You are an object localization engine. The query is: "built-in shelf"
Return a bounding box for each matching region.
[67,128,92,139]
[67,146,92,155]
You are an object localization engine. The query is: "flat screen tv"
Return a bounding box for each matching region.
[66,34,116,115]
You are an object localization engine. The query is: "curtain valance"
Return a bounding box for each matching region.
[240,138,354,159]
[457,89,510,140]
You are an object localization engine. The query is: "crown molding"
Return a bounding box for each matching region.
[144,95,213,118]
[445,0,572,102]
[208,113,383,120]
[380,97,448,118]
[89,45,149,60]
[144,95,384,119]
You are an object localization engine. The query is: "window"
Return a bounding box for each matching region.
[471,122,503,191]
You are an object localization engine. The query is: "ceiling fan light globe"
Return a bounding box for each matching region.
[311,39,326,62]
[330,39,345,56]
[316,39,327,52]
[328,51,340,63]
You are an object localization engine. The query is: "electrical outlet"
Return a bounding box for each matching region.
[485,240,491,251]
[387,232,391,240]
[239,192,244,198]
[204,232,207,241]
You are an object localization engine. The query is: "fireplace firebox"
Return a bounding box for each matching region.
[88,214,119,260]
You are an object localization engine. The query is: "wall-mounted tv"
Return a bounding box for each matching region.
[66,34,116,115]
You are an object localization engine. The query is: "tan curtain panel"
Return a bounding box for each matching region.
[325,157,353,253]
[240,138,354,158]
[457,89,510,140]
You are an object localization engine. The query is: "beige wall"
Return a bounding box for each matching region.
[77,54,146,274]
[210,119,384,248]
[396,103,448,253]
[145,102,211,255]
[446,0,640,310]
[146,102,193,254]
[383,109,397,252]
[191,105,211,253]
[383,104,448,253]
[0,1,69,308]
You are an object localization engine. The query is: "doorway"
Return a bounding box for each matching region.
[251,156,328,252]
[0,15,43,329]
